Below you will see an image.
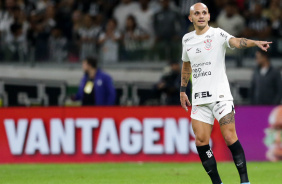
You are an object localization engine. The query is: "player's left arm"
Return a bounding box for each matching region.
[229,38,272,52]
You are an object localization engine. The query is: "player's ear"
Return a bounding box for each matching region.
[188,15,192,22]
[208,13,210,21]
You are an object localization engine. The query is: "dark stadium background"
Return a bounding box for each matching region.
[0,0,280,107]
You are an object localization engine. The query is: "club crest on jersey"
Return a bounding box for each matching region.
[204,39,212,50]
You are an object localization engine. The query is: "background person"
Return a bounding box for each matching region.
[242,3,272,40]
[48,26,68,62]
[98,18,121,63]
[121,15,149,61]
[154,60,191,105]
[153,0,182,60]
[77,14,101,60]
[216,2,245,37]
[73,57,116,106]
[2,22,27,61]
[250,50,282,105]
[113,0,139,31]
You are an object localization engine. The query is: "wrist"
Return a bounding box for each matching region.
[253,40,259,46]
[180,86,186,92]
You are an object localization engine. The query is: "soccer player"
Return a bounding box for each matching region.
[180,3,272,184]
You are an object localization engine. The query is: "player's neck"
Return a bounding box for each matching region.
[195,25,210,35]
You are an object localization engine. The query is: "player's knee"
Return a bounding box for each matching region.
[195,135,209,146]
[223,133,237,145]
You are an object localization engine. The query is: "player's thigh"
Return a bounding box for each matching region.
[191,104,215,125]
[191,104,214,145]
[191,118,213,146]
[219,111,238,145]
[213,101,238,145]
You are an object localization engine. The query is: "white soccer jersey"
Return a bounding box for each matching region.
[182,27,234,105]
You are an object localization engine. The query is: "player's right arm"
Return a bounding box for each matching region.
[180,61,192,112]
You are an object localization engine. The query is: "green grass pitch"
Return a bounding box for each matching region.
[0,162,281,184]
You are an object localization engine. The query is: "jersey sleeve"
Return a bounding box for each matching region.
[181,38,190,62]
[217,28,235,49]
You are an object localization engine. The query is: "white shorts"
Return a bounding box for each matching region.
[190,101,235,125]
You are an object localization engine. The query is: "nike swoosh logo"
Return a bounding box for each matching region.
[207,170,212,174]
[187,48,192,51]
[219,109,224,114]
[236,162,243,166]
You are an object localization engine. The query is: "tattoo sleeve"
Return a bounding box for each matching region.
[239,38,248,49]
[181,62,192,87]
[219,111,235,126]
[230,37,258,49]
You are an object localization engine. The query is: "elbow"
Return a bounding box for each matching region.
[234,40,241,49]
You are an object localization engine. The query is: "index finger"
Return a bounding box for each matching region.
[181,102,188,111]
[186,98,191,106]
[263,41,272,44]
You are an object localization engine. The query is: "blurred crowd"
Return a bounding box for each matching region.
[0,0,281,63]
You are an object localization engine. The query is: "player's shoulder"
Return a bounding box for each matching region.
[213,27,223,31]
[208,27,230,40]
[182,31,195,44]
[213,27,231,36]
[213,27,234,40]
[97,70,113,83]
[208,27,224,35]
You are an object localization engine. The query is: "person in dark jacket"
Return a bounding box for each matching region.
[153,0,182,60]
[74,57,116,106]
[154,60,191,105]
[250,50,282,105]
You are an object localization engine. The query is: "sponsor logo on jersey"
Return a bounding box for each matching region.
[219,109,225,114]
[194,91,212,99]
[184,36,194,43]
[204,39,213,50]
[193,71,212,79]
[192,106,198,114]
[219,95,224,98]
[214,103,227,112]
[192,62,212,79]
[196,48,201,53]
[192,62,211,68]
[220,32,227,40]
[205,34,214,38]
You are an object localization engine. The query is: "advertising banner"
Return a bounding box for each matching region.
[0,106,280,163]
[237,106,282,162]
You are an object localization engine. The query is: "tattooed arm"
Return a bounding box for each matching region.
[181,62,192,87]
[229,37,272,52]
[180,62,192,111]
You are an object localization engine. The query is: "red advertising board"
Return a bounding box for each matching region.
[0,107,231,163]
